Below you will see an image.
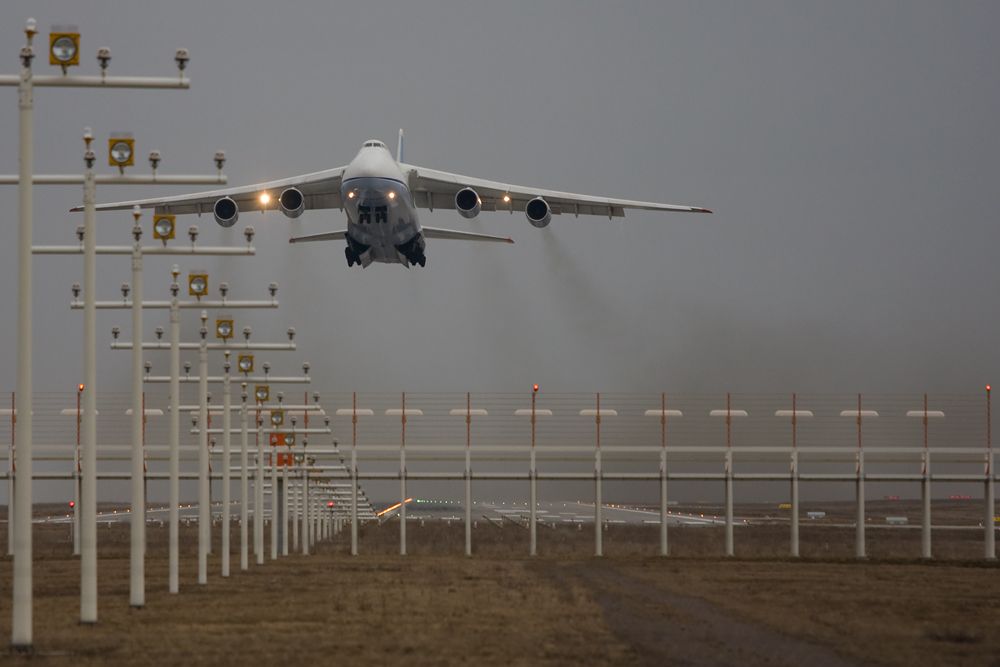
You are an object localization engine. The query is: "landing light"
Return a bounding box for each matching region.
[387,192,396,200]
[347,191,356,199]
[503,194,511,203]
[259,193,271,205]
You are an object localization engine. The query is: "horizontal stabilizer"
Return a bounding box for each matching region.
[288,230,349,244]
[421,227,513,244]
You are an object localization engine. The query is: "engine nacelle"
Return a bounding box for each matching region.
[279,187,305,219]
[455,187,481,219]
[525,197,551,228]
[213,197,239,228]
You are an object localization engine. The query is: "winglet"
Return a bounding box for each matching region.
[694,207,713,214]
[70,205,83,212]
[396,128,404,163]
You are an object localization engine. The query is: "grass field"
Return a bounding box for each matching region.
[0,509,998,665]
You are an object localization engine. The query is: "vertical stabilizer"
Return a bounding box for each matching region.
[397,128,404,163]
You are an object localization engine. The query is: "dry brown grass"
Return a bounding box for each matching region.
[0,516,997,665]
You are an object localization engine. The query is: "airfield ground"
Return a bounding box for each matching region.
[0,505,998,665]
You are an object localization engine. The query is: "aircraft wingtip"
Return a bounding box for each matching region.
[69,206,83,212]
[697,207,713,214]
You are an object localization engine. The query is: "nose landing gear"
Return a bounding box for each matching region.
[345,246,360,267]
[395,237,426,267]
[344,236,370,267]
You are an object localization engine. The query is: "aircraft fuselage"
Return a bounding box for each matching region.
[340,142,425,267]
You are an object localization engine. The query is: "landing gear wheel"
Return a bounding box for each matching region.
[345,246,358,267]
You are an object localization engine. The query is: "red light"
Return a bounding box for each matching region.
[532,384,539,393]
[69,501,75,508]
[326,501,334,508]
[988,385,992,392]
[77,384,85,392]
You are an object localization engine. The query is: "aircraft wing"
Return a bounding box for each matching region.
[420,227,513,244]
[71,166,348,215]
[401,163,711,219]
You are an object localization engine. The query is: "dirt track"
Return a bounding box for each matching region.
[0,521,998,665]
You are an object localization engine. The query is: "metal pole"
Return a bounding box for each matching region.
[80,148,98,625]
[725,392,734,557]
[11,43,35,649]
[987,386,995,560]
[303,468,310,556]
[239,388,248,571]
[790,393,799,558]
[221,354,231,576]
[921,393,932,559]
[594,393,602,558]
[530,390,537,557]
[659,392,668,557]
[270,453,278,560]
[168,282,180,591]
[465,392,472,557]
[292,477,299,551]
[255,411,264,564]
[197,316,209,584]
[73,389,80,556]
[856,393,866,559]
[351,393,358,556]
[400,392,407,556]
[7,392,13,559]
[129,223,145,607]
[281,464,289,556]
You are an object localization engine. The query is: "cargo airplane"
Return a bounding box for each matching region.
[78,131,711,268]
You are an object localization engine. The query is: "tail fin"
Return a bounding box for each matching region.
[396,128,404,163]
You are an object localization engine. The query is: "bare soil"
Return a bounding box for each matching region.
[0,515,997,665]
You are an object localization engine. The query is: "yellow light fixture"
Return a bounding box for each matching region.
[270,409,284,427]
[153,214,176,242]
[215,318,234,340]
[187,272,208,298]
[108,133,135,169]
[237,354,254,373]
[254,384,269,403]
[49,28,80,69]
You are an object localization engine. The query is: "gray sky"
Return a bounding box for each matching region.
[1,0,998,396]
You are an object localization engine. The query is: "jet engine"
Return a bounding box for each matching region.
[455,187,481,219]
[279,187,305,219]
[525,197,551,228]
[213,196,239,228]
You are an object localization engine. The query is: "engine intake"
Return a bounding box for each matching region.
[525,197,551,228]
[213,197,239,228]
[455,187,481,219]
[279,187,305,219]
